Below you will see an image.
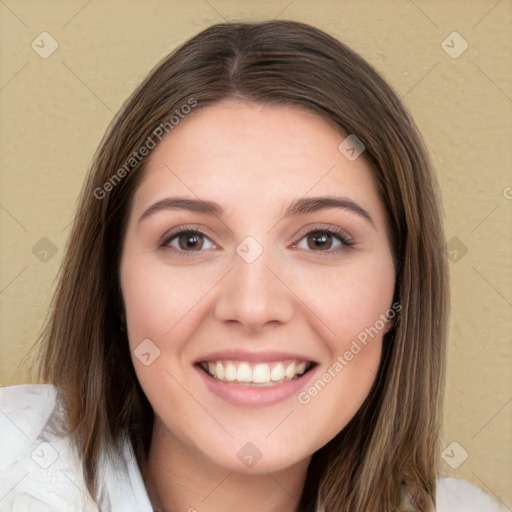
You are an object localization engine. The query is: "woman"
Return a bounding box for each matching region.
[0,20,503,511]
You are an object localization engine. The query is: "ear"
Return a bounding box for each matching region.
[383,316,395,335]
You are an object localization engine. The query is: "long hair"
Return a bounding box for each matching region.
[29,20,449,511]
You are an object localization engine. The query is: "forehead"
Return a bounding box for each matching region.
[131,100,383,224]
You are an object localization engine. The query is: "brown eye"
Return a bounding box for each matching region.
[306,231,334,251]
[161,229,217,256]
[294,228,353,254]
[176,231,204,251]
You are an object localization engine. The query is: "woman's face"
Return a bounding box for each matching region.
[120,100,396,474]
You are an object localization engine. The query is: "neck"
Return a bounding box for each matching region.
[142,417,311,512]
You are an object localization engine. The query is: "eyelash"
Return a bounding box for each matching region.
[159,224,354,259]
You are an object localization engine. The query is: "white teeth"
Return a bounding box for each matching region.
[225,361,237,381]
[284,362,296,379]
[296,361,307,375]
[270,362,285,381]
[201,360,311,385]
[252,363,271,383]
[215,361,224,380]
[236,363,252,382]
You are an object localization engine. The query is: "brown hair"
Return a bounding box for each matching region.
[29,20,449,511]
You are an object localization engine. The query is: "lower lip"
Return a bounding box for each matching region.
[194,364,318,407]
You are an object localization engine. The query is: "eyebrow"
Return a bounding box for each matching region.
[138,196,374,227]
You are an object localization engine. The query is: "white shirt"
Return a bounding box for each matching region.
[0,384,504,512]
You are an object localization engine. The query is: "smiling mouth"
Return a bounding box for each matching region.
[197,360,316,386]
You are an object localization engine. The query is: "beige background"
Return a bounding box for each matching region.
[1,0,511,507]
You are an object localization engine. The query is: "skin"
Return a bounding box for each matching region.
[119,99,396,512]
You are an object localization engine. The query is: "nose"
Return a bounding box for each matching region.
[214,247,294,329]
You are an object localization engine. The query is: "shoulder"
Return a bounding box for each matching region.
[436,477,505,512]
[0,383,99,511]
[0,383,154,512]
[0,383,61,467]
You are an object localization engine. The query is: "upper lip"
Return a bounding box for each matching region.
[195,350,317,364]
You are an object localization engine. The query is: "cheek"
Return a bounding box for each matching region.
[121,259,207,345]
[297,341,382,448]
[295,253,396,352]
[120,258,205,412]
[286,253,394,426]
[120,257,225,400]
